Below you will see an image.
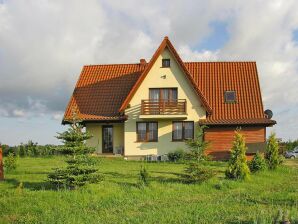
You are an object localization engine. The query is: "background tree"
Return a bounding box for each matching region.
[48,110,102,189]
[265,132,280,170]
[225,130,250,180]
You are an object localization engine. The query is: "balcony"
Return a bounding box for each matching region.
[140,99,187,119]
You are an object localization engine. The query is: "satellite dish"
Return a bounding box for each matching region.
[264,109,273,119]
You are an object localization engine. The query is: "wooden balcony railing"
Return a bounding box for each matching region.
[141,99,187,115]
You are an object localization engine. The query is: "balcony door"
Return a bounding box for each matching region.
[149,88,177,102]
[148,88,178,114]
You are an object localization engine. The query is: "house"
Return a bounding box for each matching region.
[63,36,276,160]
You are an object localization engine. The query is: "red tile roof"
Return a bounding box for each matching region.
[63,37,275,126]
[184,62,276,126]
[63,64,143,123]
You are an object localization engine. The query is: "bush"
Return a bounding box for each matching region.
[138,166,149,187]
[265,132,280,170]
[249,152,266,172]
[4,153,18,172]
[183,162,215,183]
[168,149,186,162]
[225,130,250,180]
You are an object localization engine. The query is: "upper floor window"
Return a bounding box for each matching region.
[224,91,236,103]
[162,59,170,67]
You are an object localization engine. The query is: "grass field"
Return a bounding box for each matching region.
[0,157,298,224]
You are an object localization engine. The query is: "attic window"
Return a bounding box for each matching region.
[162,59,170,67]
[224,91,236,103]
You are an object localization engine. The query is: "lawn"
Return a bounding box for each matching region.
[0,157,298,224]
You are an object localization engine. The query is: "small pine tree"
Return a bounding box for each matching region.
[48,110,102,189]
[249,152,266,172]
[138,166,149,187]
[185,125,209,161]
[56,120,94,155]
[265,132,280,170]
[225,130,250,180]
[183,162,215,183]
[183,125,214,183]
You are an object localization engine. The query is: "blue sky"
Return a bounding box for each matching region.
[0,0,298,145]
[197,21,230,51]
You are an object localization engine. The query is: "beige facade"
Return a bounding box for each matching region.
[123,47,206,156]
[86,47,206,157]
[86,123,124,154]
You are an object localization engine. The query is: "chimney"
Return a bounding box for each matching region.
[140,59,147,69]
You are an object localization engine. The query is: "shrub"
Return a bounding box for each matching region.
[138,166,149,187]
[225,130,250,180]
[249,152,266,172]
[265,132,280,170]
[48,113,101,189]
[168,149,186,162]
[4,153,18,172]
[185,125,209,162]
[183,162,215,183]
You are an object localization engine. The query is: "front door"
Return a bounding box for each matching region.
[102,126,113,153]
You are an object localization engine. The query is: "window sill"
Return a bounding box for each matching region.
[172,139,193,142]
[136,141,158,143]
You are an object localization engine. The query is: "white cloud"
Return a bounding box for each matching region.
[12,109,25,117]
[0,0,298,142]
[52,113,63,121]
[178,45,220,61]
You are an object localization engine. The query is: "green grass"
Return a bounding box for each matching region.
[0,157,298,224]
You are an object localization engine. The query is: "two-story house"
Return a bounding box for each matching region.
[63,36,276,160]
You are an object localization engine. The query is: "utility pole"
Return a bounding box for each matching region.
[0,146,4,181]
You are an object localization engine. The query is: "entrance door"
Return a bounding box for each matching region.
[102,126,113,153]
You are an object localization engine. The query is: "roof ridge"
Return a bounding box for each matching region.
[83,61,257,68]
[84,63,144,67]
[184,61,256,63]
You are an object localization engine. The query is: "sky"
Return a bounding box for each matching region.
[0,0,298,145]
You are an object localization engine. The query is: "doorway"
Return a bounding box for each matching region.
[102,126,113,153]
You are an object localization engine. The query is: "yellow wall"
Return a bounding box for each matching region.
[86,123,124,154]
[124,47,206,156]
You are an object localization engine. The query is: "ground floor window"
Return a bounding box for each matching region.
[136,122,158,142]
[172,121,194,141]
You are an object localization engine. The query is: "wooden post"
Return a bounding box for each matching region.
[0,146,4,181]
